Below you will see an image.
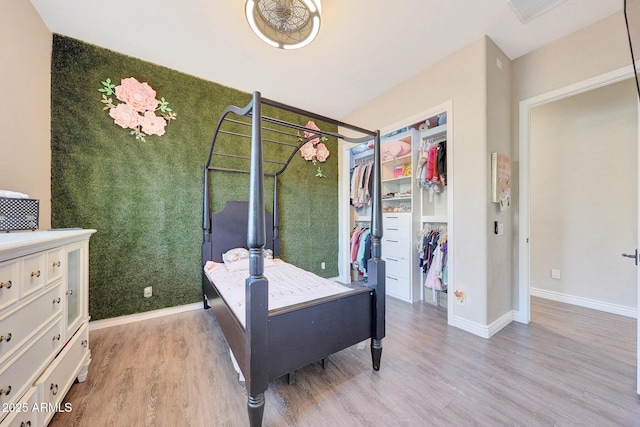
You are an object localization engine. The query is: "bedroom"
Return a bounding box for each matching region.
[1,1,640,426]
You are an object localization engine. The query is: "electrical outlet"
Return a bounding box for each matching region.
[551,269,561,280]
[144,286,152,298]
[321,262,326,270]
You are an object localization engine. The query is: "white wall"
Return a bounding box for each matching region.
[0,1,52,229]
[512,3,640,313]
[486,38,513,325]
[530,78,637,310]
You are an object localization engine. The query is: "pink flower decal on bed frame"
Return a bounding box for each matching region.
[299,120,329,177]
[99,77,177,141]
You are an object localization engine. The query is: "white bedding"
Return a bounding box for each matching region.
[204,259,352,327]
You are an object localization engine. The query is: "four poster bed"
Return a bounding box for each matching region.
[201,92,385,426]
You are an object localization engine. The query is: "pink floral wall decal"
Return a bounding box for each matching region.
[299,120,329,177]
[99,77,176,141]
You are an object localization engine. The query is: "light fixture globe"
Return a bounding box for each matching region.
[245,0,321,49]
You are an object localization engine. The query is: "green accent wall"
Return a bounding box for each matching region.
[51,35,339,321]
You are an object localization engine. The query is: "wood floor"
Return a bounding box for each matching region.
[49,297,640,427]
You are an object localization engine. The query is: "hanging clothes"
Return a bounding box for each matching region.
[350,161,373,209]
[416,226,448,292]
[416,138,447,201]
[350,225,372,277]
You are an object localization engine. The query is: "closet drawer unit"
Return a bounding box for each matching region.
[38,323,89,426]
[46,248,64,286]
[384,256,410,279]
[0,261,18,313]
[0,319,64,410]
[0,386,37,426]
[21,254,45,299]
[0,283,64,365]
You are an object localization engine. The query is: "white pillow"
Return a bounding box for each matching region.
[222,247,249,266]
[225,257,276,272]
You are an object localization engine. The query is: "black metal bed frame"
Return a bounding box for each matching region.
[201,91,385,426]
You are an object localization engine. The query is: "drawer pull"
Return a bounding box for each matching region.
[53,297,61,304]
[53,334,61,341]
[50,383,58,396]
[0,386,11,396]
[387,276,399,281]
[386,228,399,231]
[386,239,399,243]
[386,257,399,262]
[0,280,11,289]
[31,270,41,278]
[81,339,88,348]
[0,333,11,343]
[66,290,73,296]
[52,260,61,268]
[20,421,32,427]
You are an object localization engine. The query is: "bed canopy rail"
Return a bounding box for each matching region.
[202,91,382,258]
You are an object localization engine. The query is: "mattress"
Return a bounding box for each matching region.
[204,259,352,327]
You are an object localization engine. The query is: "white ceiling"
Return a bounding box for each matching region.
[31,0,625,118]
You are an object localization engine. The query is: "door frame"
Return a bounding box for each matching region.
[517,63,640,394]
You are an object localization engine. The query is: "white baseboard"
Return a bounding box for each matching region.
[89,302,203,331]
[487,310,515,337]
[450,310,514,339]
[531,288,637,319]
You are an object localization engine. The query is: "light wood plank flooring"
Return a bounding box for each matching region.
[49,297,640,426]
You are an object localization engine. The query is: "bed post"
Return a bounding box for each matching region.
[246,91,269,427]
[368,130,385,371]
[272,175,281,257]
[202,165,212,309]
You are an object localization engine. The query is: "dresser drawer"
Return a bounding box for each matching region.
[21,254,45,299]
[46,248,64,286]
[0,386,37,426]
[38,323,89,426]
[0,262,18,313]
[382,213,411,231]
[0,319,63,409]
[384,256,410,279]
[382,223,410,240]
[386,274,411,301]
[0,283,64,365]
[381,238,411,260]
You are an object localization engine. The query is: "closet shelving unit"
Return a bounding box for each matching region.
[381,130,415,214]
[379,128,419,302]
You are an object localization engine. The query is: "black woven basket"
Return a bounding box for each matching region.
[0,197,39,232]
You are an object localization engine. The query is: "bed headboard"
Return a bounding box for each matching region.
[206,200,275,263]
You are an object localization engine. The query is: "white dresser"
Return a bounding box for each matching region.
[0,230,95,426]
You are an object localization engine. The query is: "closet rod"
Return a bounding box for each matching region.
[423,135,447,144]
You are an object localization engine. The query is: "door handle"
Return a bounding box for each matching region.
[622,249,638,266]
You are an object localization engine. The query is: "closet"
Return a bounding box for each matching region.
[344,101,452,307]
